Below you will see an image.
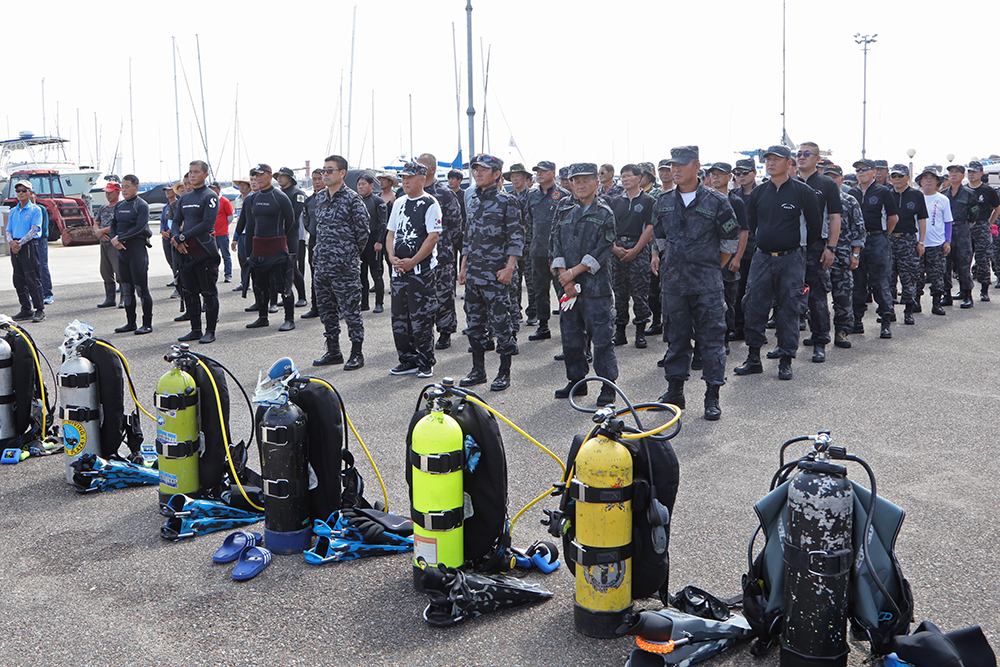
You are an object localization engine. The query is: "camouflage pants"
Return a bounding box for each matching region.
[612,239,652,326]
[560,294,618,383]
[921,245,946,297]
[663,290,727,386]
[804,240,832,345]
[944,221,973,294]
[506,263,522,334]
[392,267,436,370]
[830,246,855,335]
[970,221,993,284]
[853,232,893,324]
[890,233,921,308]
[315,264,364,343]
[522,255,537,321]
[466,279,516,356]
[435,259,457,335]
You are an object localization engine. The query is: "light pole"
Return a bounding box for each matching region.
[907,148,916,186]
[855,33,877,159]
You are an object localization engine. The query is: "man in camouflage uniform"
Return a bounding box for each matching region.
[639,162,661,199]
[551,163,618,408]
[300,169,325,319]
[311,155,370,370]
[823,165,865,348]
[609,163,654,348]
[966,161,1000,301]
[416,154,463,350]
[525,160,570,342]
[559,166,573,192]
[458,154,523,392]
[646,160,676,339]
[504,163,534,332]
[888,164,928,325]
[708,163,749,345]
[654,147,739,420]
[730,158,758,340]
[598,164,624,200]
[942,163,975,308]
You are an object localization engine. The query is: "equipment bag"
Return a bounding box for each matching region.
[179,355,231,494]
[2,327,52,447]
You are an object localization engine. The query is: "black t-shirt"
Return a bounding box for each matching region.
[728,192,748,231]
[970,183,1000,223]
[746,177,822,253]
[609,191,654,238]
[889,186,928,235]
[799,171,843,239]
[848,182,899,233]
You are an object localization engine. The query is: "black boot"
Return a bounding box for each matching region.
[490,354,511,391]
[344,341,364,371]
[734,347,763,375]
[778,356,793,380]
[644,319,662,336]
[982,283,991,302]
[596,383,616,406]
[690,343,703,370]
[115,320,137,333]
[435,333,451,350]
[703,384,721,421]
[301,307,319,318]
[135,313,153,336]
[940,293,953,306]
[460,344,488,387]
[555,380,587,399]
[903,305,914,325]
[528,324,551,341]
[931,295,946,316]
[612,324,627,346]
[97,284,117,308]
[960,291,974,309]
[658,379,685,409]
[278,296,296,331]
[911,298,922,313]
[811,344,825,363]
[313,336,344,366]
[634,325,647,349]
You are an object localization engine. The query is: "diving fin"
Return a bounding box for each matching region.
[420,564,554,627]
[159,494,263,521]
[303,535,413,564]
[619,608,751,665]
[313,510,413,546]
[70,453,158,492]
[161,513,264,541]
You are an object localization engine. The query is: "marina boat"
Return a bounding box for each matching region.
[0,132,101,200]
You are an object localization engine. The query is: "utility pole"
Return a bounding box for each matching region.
[855,33,877,159]
[466,0,475,163]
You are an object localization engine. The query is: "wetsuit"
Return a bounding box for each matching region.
[244,185,296,323]
[111,194,153,329]
[172,185,221,336]
[281,182,308,302]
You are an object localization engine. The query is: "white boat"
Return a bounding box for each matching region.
[0,131,101,199]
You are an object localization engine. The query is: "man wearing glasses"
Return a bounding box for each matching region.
[6,180,46,322]
[597,164,624,200]
[941,163,976,308]
[849,158,899,339]
[310,155,370,370]
[887,165,928,325]
[965,161,1000,301]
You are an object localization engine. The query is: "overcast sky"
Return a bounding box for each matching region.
[4,0,998,183]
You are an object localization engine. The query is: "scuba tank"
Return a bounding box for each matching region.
[569,406,634,638]
[58,322,102,484]
[0,337,14,441]
[154,345,201,503]
[254,357,311,554]
[409,383,465,589]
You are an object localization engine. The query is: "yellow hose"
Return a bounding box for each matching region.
[8,325,47,440]
[93,340,156,421]
[192,357,264,512]
[620,404,682,440]
[308,377,389,511]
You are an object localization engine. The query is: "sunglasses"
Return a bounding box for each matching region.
[320,168,343,174]
[15,188,28,193]
[857,167,872,172]
[733,169,752,176]
[890,173,906,179]
[795,151,813,158]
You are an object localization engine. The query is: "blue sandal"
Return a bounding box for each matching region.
[232,546,272,580]
[213,531,263,563]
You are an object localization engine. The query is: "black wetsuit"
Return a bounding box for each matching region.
[244,185,296,322]
[111,194,153,328]
[172,185,221,334]
[281,183,308,301]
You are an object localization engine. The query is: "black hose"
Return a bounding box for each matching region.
[778,436,814,467]
[189,351,256,451]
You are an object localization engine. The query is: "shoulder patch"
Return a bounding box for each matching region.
[551,191,561,200]
[297,194,305,203]
[605,229,616,243]
[721,218,738,233]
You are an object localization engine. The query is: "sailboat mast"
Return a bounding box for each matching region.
[452,22,462,159]
[466,0,475,161]
[41,78,46,135]
[173,36,181,177]
[196,34,211,177]
[371,91,375,170]
[347,5,356,165]
[129,57,136,174]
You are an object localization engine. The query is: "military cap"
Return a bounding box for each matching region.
[568,163,599,178]
[968,160,984,171]
[889,164,910,177]
[915,166,942,183]
[666,145,699,165]
[873,159,889,169]
[638,161,656,177]
[502,163,530,180]
[708,162,733,174]
[533,160,556,172]
[818,158,834,168]
[946,163,965,173]
[399,161,428,177]
[558,166,570,179]
[825,164,843,177]
[657,159,672,170]
[471,153,503,171]
[852,158,876,169]
[763,145,793,160]
[734,158,756,172]
[250,163,272,175]
[844,174,859,185]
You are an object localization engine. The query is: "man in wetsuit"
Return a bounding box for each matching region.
[111,174,153,334]
[243,163,297,332]
[275,167,309,307]
[171,160,221,344]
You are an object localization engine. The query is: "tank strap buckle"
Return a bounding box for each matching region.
[155,438,200,459]
[261,425,289,445]
[568,540,634,567]
[410,507,464,531]
[409,449,464,474]
[59,370,97,388]
[154,392,198,411]
[568,478,634,504]
[783,541,853,577]
[59,405,100,422]
[264,478,300,499]
[0,393,14,405]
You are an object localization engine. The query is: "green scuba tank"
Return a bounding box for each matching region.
[154,366,200,504]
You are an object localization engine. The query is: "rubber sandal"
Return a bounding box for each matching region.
[232,545,272,580]
[303,536,413,565]
[213,531,263,564]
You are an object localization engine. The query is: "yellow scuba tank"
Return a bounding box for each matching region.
[410,388,465,589]
[569,417,634,638]
[154,356,200,504]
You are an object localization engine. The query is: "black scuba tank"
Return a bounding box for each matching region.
[259,400,310,554]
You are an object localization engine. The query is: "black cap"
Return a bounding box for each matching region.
[873,159,889,169]
[533,160,556,172]
[275,166,295,180]
[250,163,272,175]
[762,145,793,160]
[852,158,876,170]
[666,145,699,165]
[657,159,672,170]
[946,163,966,173]
[825,164,843,177]
[708,162,732,174]
[735,158,756,171]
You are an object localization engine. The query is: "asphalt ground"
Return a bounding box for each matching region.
[0,240,997,667]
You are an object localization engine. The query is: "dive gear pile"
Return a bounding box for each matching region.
[0,319,56,453]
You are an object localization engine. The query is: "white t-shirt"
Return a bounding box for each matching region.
[922,192,953,248]
[680,190,697,207]
[387,194,443,273]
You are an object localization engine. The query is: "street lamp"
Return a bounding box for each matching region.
[907,148,915,185]
[855,33,877,159]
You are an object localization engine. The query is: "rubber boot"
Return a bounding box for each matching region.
[612,324,627,346]
[658,379,685,409]
[135,311,153,335]
[734,346,763,375]
[931,295,946,316]
[278,295,296,331]
[313,336,344,366]
[97,283,117,308]
[960,291,974,309]
[703,384,721,421]
[980,283,990,302]
[634,324,647,349]
[344,341,364,371]
[491,354,511,391]
[460,344,488,387]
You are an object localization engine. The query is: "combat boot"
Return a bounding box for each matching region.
[612,324,627,346]
[880,322,892,339]
[734,347,763,375]
[344,341,364,371]
[960,291,974,309]
[980,283,990,302]
[931,295,946,316]
[644,318,662,336]
[911,297,922,313]
[491,354,511,391]
[634,325,647,349]
[460,344,488,387]
[313,336,344,366]
[811,344,825,363]
[903,305,914,325]
[940,293,953,306]
[690,343,703,369]
[703,384,721,421]
[834,332,851,349]
[657,379,685,409]
[778,356,793,381]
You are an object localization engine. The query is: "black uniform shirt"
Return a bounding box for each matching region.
[609,191,655,239]
[847,182,899,233]
[747,177,823,252]
[111,195,151,244]
[889,186,929,235]
[969,183,999,223]
[799,171,843,239]
[942,183,974,224]
[280,184,307,248]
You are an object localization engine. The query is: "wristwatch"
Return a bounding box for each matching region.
[851,252,860,259]
[178,233,186,242]
[826,245,837,252]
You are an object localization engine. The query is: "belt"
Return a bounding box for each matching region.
[759,247,801,257]
[866,230,886,236]
[617,235,639,242]
[891,232,915,238]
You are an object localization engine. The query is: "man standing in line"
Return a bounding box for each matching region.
[916,166,952,316]
[646,160,676,339]
[161,183,178,296]
[171,161,221,344]
[941,163,976,308]
[849,158,899,338]
[243,164,297,332]
[609,163,655,349]
[504,163,534,330]
[416,154,463,350]
[110,175,153,334]
[873,159,890,187]
[823,165,865,348]
[6,180,46,322]
[524,160,570,343]
[707,162,749,346]
[887,165,928,325]
[275,167,309,308]
[356,171,388,314]
[95,178,122,308]
[26,191,53,305]
[598,164,624,199]
[458,154,522,392]
[300,169,325,318]
[729,158,758,341]
[230,175,252,292]
[654,148,738,419]
[965,161,1000,301]
[310,155,370,370]
[209,181,234,284]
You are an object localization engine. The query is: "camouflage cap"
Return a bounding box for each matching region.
[638,161,656,177]
[666,145,699,165]
[762,145,793,160]
[915,166,942,183]
[471,153,503,171]
[889,164,909,176]
[533,160,556,172]
[708,162,733,174]
[558,166,570,179]
[568,163,599,178]
[873,159,889,169]
[968,160,984,171]
[946,163,965,173]
[399,161,428,177]
[852,158,876,169]
[735,158,756,172]
[502,162,531,179]
[657,159,672,170]
[825,164,843,177]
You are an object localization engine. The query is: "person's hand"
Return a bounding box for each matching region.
[849,255,859,270]
[458,266,466,285]
[821,248,835,269]
[563,281,579,298]
[916,242,925,258]
[9,240,20,254]
[112,236,124,250]
[497,265,513,285]
[612,244,626,260]
[651,253,660,276]
[727,256,740,272]
[374,242,382,251]
[943,242,951,257]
